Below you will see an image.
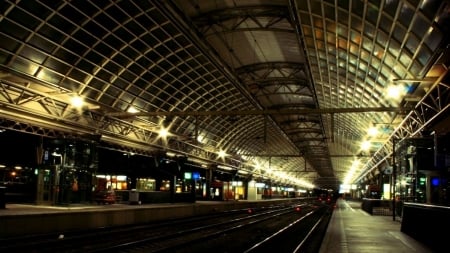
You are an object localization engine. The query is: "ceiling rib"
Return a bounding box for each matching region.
[106,106,410,118]
[356,64,450,183]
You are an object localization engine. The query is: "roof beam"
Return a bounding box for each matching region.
[107,107,410,118]
[239,154,371,157]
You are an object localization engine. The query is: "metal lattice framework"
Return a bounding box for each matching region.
[0,0,449,189]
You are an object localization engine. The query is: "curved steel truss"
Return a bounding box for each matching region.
[0,0,449,190]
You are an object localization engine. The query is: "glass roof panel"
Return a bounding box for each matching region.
[0,0,447,190]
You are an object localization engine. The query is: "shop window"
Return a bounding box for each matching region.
[160,180,171,191]
[136,178,155,191]
[95,174,127,191]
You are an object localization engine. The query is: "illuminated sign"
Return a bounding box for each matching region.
[192,172,200,180]
[431,177,439,186]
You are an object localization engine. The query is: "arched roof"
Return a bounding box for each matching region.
[0,0,449,190]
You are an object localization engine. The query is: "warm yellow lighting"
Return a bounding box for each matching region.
[254,162,261,171]
[158,127,169,138]
[367,126,378,136]
[218,149,226,158]
[71,96,84,108]
[361,140,371,151]
[127,106,139,113]
[386,84,407,99]
[166,152,176,157]
[351,159,360,167]
[217,164,233,170]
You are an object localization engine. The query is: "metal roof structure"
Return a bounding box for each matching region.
[0,0,449,190]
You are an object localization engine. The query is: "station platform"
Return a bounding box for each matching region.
[0,199,439,252]
[0,198,298,238]
[319,199,434,253]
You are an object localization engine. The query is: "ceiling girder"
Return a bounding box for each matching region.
[236,61,307,76]
[0,78,245,168]
[107,106,410,118]
[187,5,293,35]
[239,153,371,157]
[356,65,450,183]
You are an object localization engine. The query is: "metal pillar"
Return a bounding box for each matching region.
[392,138,397,221]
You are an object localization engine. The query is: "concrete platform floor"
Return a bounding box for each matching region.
[319,199,434,253]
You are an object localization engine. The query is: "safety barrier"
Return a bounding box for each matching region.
[401,202,450,252]
[361,198,392,216]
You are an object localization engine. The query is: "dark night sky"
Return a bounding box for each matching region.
[0,130,39,166]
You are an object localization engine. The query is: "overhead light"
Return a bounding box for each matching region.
[166,152,176,157]
[217,165,233,170]
[158,127,169,138]
[360,140,371,151]
[196,134,205,144]
[70,95,100,110]
[367,126,378,136]
[127,106,139,113]
[218,149,227,158]
[386,84,405,99]
[70,96,84,108]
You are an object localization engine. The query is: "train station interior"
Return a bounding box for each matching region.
[1,0,449,206]
[1,1,450,252]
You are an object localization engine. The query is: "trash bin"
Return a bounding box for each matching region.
[0,186,6,209]
[129,189,140,205]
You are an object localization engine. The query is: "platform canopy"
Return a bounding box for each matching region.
[0,0,449,190]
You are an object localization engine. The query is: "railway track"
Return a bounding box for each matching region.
[161,203,333,253]
[1,200,333,253]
